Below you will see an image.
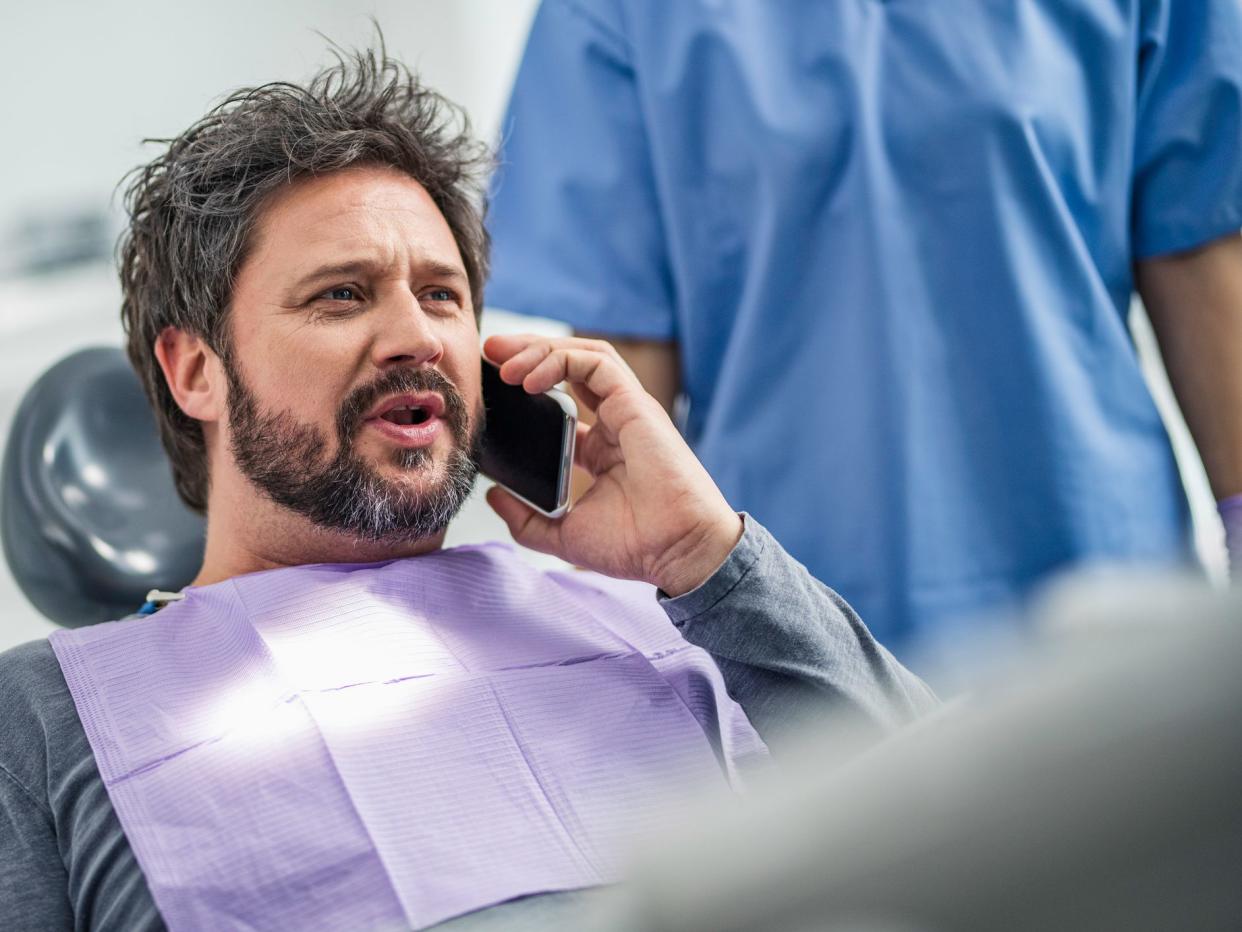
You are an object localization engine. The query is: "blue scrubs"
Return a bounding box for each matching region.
[487,0,1242,660]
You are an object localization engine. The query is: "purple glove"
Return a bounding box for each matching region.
[1220,493,1242,575]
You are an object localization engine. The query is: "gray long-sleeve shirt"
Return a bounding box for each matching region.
[0,516,934,931]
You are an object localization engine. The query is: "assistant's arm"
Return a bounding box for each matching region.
[660,514,937,743]
[1136,232,1242,566]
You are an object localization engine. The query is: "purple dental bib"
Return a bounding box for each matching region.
[50,543,768,930]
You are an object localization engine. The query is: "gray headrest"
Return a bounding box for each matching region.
[1,347,204,627]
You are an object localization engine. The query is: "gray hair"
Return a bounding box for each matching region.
[118,41,491,513]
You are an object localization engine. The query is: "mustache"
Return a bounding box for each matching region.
[335,367,471,445]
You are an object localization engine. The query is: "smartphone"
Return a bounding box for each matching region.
[478,358,577,518]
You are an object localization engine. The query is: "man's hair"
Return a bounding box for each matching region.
[118,42,491,513]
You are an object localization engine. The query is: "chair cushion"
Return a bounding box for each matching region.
[1,347,203,626]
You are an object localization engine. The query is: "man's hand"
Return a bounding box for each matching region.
[482,334,742,596]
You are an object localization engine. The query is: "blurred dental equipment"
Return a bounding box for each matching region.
[586,574,1242,932]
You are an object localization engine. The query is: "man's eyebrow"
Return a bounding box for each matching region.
[419,261,470,284]
[291,259,469,290]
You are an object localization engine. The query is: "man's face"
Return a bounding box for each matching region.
[221,165,482,541]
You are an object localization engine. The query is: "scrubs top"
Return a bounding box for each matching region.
[487,0,1242,659]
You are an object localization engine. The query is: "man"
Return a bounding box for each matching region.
[0,47,932,931]
[487,0,1242,663]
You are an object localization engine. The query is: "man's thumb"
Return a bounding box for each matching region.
[484,484,559,556]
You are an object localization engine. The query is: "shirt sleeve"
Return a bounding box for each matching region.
[0,768,74,932]
[1131,0,1242,258]
[659,515,938,745]
[487,0,677,339]
[0,643,75,932]
[0,640,165,932]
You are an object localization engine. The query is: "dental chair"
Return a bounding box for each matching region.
[1,347,204,627]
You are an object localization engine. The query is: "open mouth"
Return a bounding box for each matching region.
[366,391,447,427]
[379,405,433,426]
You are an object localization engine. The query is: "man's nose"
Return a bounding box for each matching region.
[369,291,444,369]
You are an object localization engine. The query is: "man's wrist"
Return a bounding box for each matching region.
[653,513,745,598]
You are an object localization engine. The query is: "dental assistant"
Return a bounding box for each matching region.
[488,0,1242,660]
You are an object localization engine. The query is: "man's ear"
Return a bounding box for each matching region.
[153,327,226,423]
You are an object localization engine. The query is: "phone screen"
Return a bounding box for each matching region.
[478,360,574,514]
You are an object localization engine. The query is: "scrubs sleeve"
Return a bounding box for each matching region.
[487,0,677,339]
[1131,0,1242,258]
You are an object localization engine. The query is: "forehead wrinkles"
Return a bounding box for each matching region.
[256,195,389,264]
[248,182,462,284]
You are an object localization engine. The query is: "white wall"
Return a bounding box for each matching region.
[1,0,538,226]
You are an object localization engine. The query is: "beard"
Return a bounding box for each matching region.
[224,359,481,543]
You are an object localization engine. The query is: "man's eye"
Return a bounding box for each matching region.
[319,286,359,302]
[423,288,457,303]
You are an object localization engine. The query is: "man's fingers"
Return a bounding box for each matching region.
[488,334,634,379]
[572,422,594,471]
[570,381,603,413]
[573,421,623,475]
[482,333,540,366]
[497,342,555,384]
[523,347,636,402]
[484,484,563,555]
[485,334,630,374]
[485,334,652,443]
